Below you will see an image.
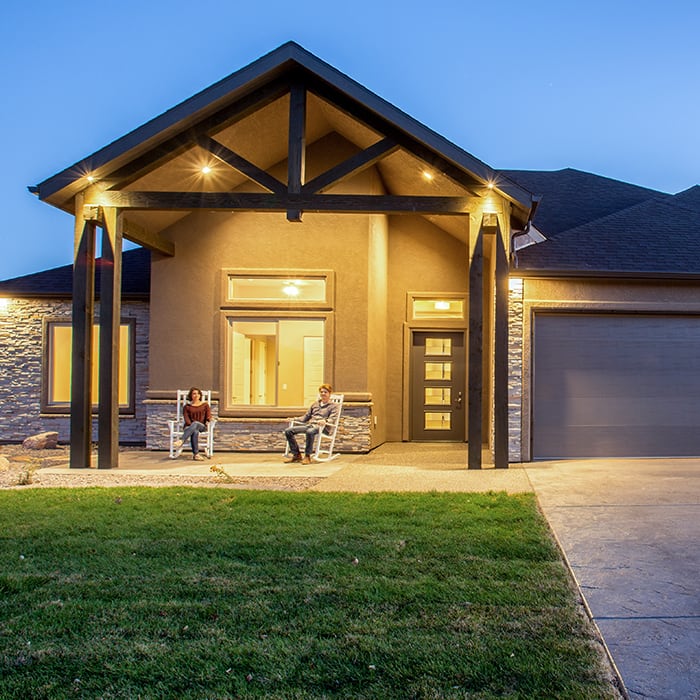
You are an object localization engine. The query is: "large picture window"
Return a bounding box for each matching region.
[227,318,325,408]
[43,320,135,413]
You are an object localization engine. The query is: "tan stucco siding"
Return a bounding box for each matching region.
[149,209,375,395]
[367,214,389,446]
[386,216,469,441]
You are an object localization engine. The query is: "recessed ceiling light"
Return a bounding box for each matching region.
[201,166,212,174]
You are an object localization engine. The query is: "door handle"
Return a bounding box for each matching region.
[455,391,463,409]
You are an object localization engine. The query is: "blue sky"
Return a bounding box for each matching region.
[2,0,699,280]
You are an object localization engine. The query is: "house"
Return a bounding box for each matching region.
[1,43,699,466]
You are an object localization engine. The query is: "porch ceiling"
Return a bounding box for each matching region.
[32,42,533,248]
[119,92,476,240]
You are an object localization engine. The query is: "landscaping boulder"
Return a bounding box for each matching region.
[22,431,59,450]
[0,456,9,471]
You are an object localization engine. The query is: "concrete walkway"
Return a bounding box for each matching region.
[42,444,700,699]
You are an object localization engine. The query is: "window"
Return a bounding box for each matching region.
[229,277,327,303]
[43,320,135,413]
[223,270,333,309]
[226,318,325,408]
[220,270,334,413]
[412,297,465,320]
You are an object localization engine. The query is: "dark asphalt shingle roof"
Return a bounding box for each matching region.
[502,169,700,275]
[501,168,666,237]
[0,247,150,297]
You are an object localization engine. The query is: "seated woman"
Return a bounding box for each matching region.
[173,387,212,461]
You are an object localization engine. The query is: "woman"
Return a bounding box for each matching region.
[174,387,211,460]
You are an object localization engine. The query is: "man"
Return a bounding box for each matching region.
[284,384,339,464]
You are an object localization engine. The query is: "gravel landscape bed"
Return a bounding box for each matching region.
[0,444,322,491]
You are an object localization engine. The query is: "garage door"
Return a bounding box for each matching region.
[533,313,700,459]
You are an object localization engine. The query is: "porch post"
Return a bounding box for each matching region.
[493,220,509,468]
[97,207,123,469]
[70,193,96,469]
[468,216,484,469]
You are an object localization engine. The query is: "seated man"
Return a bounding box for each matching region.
[284,384,339,464]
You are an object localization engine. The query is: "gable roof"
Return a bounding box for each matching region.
[504,169,700,276]
[32,42,534,235]
[0,247,150,298]
[501,168,665,237]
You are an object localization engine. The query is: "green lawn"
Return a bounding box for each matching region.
[0,488,617,699]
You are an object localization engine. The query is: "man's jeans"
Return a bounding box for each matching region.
[284,423,320,456]
[182,421,206,454]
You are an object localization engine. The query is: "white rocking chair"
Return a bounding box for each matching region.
[167,389,217,459]
[284,393,344,462]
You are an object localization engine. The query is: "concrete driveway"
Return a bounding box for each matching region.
[525,458,700,700]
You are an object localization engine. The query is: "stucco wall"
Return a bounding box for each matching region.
[386,216,469,441]
[0,298,149,444]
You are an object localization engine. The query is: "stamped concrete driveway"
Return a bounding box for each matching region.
[525,458,700,700]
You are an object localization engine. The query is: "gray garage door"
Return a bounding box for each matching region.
[533,313,700,459]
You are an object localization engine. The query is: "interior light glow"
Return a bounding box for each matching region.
[487,181,495,189]
[422,170,434,181]
[86,175,95,183]
[434,301,450,311]
[282,283,300,297]
[201,166,212,174]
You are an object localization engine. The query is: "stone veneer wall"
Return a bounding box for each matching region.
[508,278,524,462]
[145,401,372,454]
[0,298,149,444]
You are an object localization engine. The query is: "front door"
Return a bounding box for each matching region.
[410,331,466,441]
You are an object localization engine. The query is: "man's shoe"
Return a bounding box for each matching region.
[284,454,302,463]
[193,453,204,461]
[301,455,312,465]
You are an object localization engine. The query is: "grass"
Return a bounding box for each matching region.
[0,488,618,699]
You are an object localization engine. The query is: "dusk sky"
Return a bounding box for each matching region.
[2,0,698,280]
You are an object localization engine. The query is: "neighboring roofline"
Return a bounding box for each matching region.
[32,41,534,216]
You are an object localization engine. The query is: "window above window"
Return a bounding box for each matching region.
[409,294,466,321]
[223,270,334,309]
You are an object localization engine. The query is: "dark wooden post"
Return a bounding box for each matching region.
[287,80,306,222]
[70,195,96,469]
[98,207,123,469]
[468,217,484,469]
[493,219,509,468]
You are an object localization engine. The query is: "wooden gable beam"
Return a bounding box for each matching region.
[95,190,477,214]
[197,136,286,193]
[302,137,399,194]
[287,81,306,221]
[100,79,290,191]
[121,217,174,256]
[305,74,484,196]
